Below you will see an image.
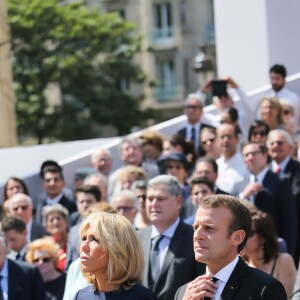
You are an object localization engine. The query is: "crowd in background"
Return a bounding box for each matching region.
[0,64,300,299]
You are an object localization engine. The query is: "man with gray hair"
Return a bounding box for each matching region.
[138,175,205,300]
[8,193,46,241]
[177,93,214,154]
[91,147,113,176]
[267,129,300,264]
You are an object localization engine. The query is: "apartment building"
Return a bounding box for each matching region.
[0,0,17,147]
[89,0,215,115]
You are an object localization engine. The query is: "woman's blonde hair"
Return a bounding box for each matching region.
[26,236,60,266]
[118,165,147,182]
[259,96,283,124]
[80,212,144,290]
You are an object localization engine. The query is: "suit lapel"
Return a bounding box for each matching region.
[8,260,22,300]
[221,258,247,300]
[154,222,185,289]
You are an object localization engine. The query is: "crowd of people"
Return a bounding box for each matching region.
[0,63,300,299]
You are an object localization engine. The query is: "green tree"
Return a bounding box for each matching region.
[7,0,152,144]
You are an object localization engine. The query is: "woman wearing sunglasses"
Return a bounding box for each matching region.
[26,236,66,300]
[241,210,296,298]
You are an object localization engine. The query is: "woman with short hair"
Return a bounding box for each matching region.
[74,212,156,299]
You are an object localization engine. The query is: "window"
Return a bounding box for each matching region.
[179,0,189,29]
[153,3,173,38]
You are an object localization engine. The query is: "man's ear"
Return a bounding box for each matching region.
[231,229,246,247]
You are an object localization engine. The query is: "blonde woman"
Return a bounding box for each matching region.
[74,212,156,299]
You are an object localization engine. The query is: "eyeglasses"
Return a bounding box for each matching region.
[12,205,29,212]
[249,230,257,237]
[116,206,135,213]
[201,138,216,145]
[283,110,292,115]
[184,105,202,110]
[137,195,146,202]
[251,130,267,137]
[243,150,262,158]
[32,257,51,264]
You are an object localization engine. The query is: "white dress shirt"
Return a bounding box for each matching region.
[0,259,9,300]
[216,152,250,197]
[209,256,239,300]
[271,155,291,177]
[46,192,64,205]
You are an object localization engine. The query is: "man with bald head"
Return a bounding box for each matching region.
[8,193,46,241]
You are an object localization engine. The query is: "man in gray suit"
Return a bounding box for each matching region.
[138,175,205,300]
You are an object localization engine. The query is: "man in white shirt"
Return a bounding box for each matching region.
[269,64,300,128]
[175,194,287,300]
[215,123,249,196]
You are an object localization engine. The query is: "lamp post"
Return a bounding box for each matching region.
[193,46,214,91]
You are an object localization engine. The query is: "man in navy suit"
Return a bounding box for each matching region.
[0,231,46,300]
[267,129,300,264]
[177,93,214,154]
[175,194,287,300]
[240,141,297,257]
[138,175,205,300]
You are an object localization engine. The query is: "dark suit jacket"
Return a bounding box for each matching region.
[7,259,46,300]
[65,221,81,270]
[74,283,157,300]
[35,194,77,224]
[254,170,297,256]
[174,258,287,300]
[138,221,205,300]
[30,220,47,241]
[177,123,215,155]
[282,158,300,261]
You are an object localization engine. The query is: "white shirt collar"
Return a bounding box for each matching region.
[46,192,64,205]
[151,218,180,239]
[208,255,239,284]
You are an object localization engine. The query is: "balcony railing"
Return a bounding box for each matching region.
[153,85,178,102]
[150,27,175,48]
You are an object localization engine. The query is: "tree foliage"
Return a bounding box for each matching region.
[7,0,152,143]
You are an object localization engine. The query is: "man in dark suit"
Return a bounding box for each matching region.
[267,129,300,263]
[2,216,29,262]
[241,142,297,257]
[0,231,46,300]
[177,93,214,154]
[175,194,287,300]
[35,166,77,223]
[138,175,205,300]
[8,193,46,241]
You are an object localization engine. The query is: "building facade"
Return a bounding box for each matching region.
[0,0,17,147]
[89,0,215,115]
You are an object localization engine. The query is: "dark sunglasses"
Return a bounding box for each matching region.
[251,130,267,137]
[184,105,202,110]
[283,110,292,115]
[201,138,216,145]
[33,257,51,264]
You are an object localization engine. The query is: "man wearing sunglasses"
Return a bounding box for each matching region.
[177,93,214,154]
